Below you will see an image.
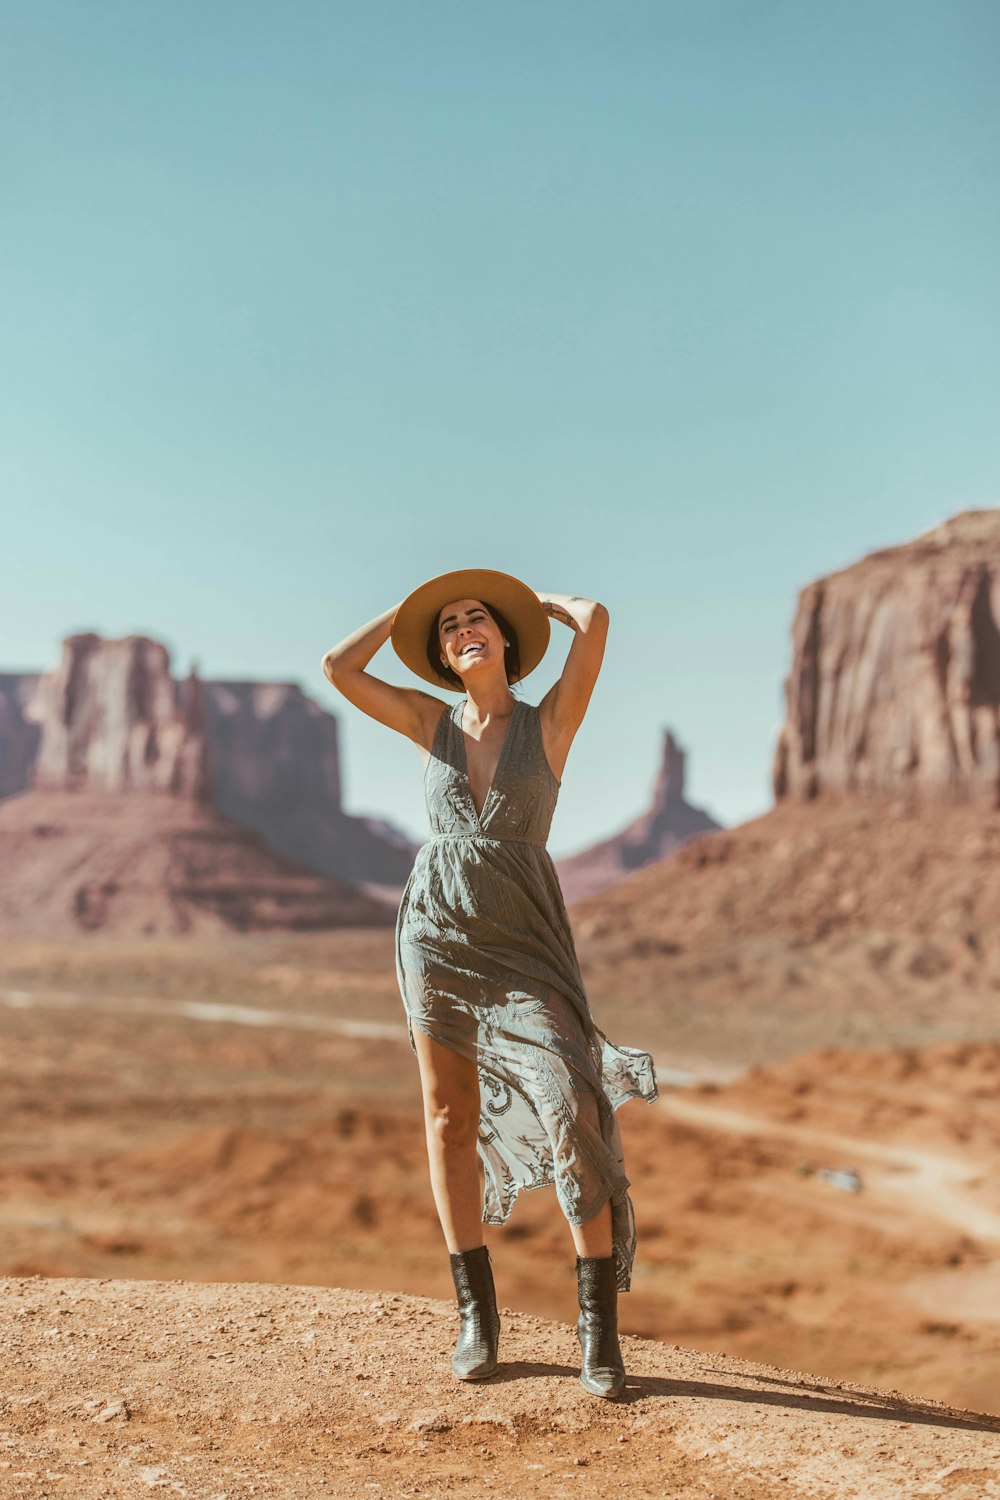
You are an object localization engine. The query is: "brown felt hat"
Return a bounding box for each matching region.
[391,568,550,690]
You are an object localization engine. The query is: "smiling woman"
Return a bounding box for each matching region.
[426,599,522,696]
[321,567,657,1401]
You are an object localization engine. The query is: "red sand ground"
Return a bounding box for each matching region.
[2,1277,999,1500]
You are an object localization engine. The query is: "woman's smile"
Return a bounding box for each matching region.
[438,600,504,673]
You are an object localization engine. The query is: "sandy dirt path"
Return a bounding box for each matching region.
[661,1094,1000,1244]
[1,1277,999,1500]
[0,988,406,1042]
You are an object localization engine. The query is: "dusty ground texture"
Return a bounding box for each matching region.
[2,1277,999,1500]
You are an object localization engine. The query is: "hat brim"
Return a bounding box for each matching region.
[391,568,550,691]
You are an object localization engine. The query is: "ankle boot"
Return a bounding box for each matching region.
[576,1254,626,1399]
[448,1245,500,1380]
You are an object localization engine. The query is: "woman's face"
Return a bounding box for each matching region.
[437,597,504,679]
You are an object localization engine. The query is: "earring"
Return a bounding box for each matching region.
[504,640,510,646]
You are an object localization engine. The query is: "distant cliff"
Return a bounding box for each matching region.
[774,509,1000,805]
[202,680,416,889]
[0,637,416,891]
[556,729,721,903]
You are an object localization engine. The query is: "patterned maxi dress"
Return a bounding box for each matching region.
[395,695,658,1290]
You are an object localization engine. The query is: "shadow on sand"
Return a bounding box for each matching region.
[628,1369,1000,1434]
[486,1360,1000,1434]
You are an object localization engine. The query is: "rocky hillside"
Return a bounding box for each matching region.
[2,1277,996,1500]
[774,508,1000,804]
[0,791,391,936]
[557,730,721,902]
[569,793,1000,1069]
[576,794,1000,956]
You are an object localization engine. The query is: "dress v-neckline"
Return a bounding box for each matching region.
[453,697,521,830]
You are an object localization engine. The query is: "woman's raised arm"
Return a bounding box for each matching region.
[534,592,610,780]
[322,605,446,749]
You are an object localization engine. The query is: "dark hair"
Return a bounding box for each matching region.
[426,600,522,689]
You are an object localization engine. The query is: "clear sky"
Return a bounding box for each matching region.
[2,1,997,856]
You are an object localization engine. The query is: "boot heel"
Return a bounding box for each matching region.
[449,1245,500,1380]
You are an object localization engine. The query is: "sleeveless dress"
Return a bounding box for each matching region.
[395,695,658,1291]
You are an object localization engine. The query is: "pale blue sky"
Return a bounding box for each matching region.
[2,1,997,855]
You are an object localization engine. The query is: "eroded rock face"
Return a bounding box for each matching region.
[774,510,1000,805]
[203,680,341,821]
[202,681,416,889]
[557,729,721,903]
[32,635,210,799]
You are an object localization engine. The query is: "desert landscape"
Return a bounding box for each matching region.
[3,513,1000,1496]
[1,924,998,1419]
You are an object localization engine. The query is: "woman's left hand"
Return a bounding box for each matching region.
[535,592,601,633]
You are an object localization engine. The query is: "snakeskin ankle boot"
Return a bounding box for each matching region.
[448,1245,500,1380]
[576,1254,626,1399]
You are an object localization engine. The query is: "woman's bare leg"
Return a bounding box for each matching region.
[571,1200,613,1257]
[412,1025,484,1252]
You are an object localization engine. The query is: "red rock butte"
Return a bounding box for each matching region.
[0,633,392,936]
[774,508,1000,805]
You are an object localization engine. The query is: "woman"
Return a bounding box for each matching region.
[322,568,656,1399]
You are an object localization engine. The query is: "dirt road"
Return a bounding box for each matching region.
[661,1094,1000,1244]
